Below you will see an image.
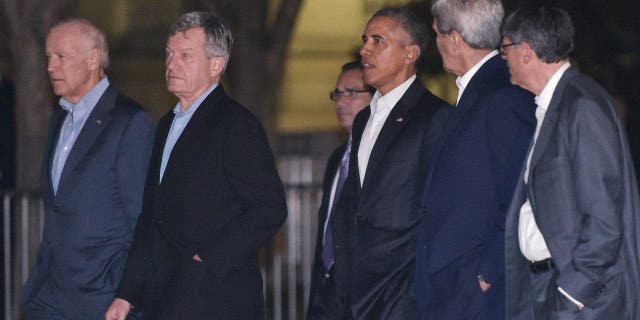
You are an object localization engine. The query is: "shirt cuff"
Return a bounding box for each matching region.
[558,286,584,310]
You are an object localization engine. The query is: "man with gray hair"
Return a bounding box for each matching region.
[105,11,287,320]
[23,18,155,319]
[501,7,640,319]
[414,0,535,319]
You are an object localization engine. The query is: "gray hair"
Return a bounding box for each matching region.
[170,11,233,65]
[51,18,110,68]
[371,7,429,64]
[431,0,503,49]
[501,7,574,63]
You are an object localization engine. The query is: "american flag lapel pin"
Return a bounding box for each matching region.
[396,117,404,122]
[96,119,102,124]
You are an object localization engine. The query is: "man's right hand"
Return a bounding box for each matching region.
[105,298,132,320]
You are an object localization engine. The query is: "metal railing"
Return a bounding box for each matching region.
[1,155,323,320]
[2,192,45,320]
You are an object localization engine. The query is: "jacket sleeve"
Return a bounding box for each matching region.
[116,110,156,236]
[479,87,535,283]
[115,112,159,308]
[555,96,624,306]
[197,112,288,279]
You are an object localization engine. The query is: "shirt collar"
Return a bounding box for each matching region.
[535,62,571,110]
[173,83,219,118]
[455,50,498,101]
[59,76,110,117]
[370,75,416,116]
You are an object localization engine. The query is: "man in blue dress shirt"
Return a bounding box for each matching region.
[22,18,155,320]
[107,12,287,320]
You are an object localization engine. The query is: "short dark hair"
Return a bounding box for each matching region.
[339,61,373,92]
[341,61,362,73]
[501,7,574,63]
[170,11,233,62]
[371,7,429,64]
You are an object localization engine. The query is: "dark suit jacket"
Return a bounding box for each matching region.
[307,142,348,320]
[116,85,287,320]
[505,67,640,320]
[337,79,450,319]
[415,56,536,320]
[22,85,155,319]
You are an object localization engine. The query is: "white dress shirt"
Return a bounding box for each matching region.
[455,50,499,105]
[518,62,571,261]
[517,62,582,308]
[357,75,416,186]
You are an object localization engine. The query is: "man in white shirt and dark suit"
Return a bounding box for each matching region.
[501,7,640,319]
[335,7,451,319]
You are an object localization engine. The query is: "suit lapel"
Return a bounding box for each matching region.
[319,143,348,222]
[528,67,578,177]
[361,79,422,190]
[43,109,67,200]
[350,107,370,198]
[56,86,116,194]
[159,85,225,187]
[152,112,174,186]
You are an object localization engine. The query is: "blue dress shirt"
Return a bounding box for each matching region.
[159,83,218,182]
[51,77,110,194]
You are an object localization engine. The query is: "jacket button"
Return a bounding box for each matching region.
[152,218,164,224]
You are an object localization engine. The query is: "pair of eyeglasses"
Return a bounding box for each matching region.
[329,89,373,101]
[498,42,520,56]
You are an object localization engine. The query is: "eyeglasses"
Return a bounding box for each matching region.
[498,42,520,56]
[329,89,374,101]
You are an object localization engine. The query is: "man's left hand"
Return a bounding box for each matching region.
[479,279,491,292]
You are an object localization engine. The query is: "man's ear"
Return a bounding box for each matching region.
[449,30,462,53]
[210,56,226,78]
[404,44,420,64]
[520,42,534,64]
[87,48,101,70]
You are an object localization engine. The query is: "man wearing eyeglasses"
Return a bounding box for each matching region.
[414,1,536,319]
[501,7,640,319]
[306,61,372,320]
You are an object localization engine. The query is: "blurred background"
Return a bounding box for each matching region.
[0,0,638,319]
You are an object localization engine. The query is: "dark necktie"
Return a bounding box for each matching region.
[322,140,351,270]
